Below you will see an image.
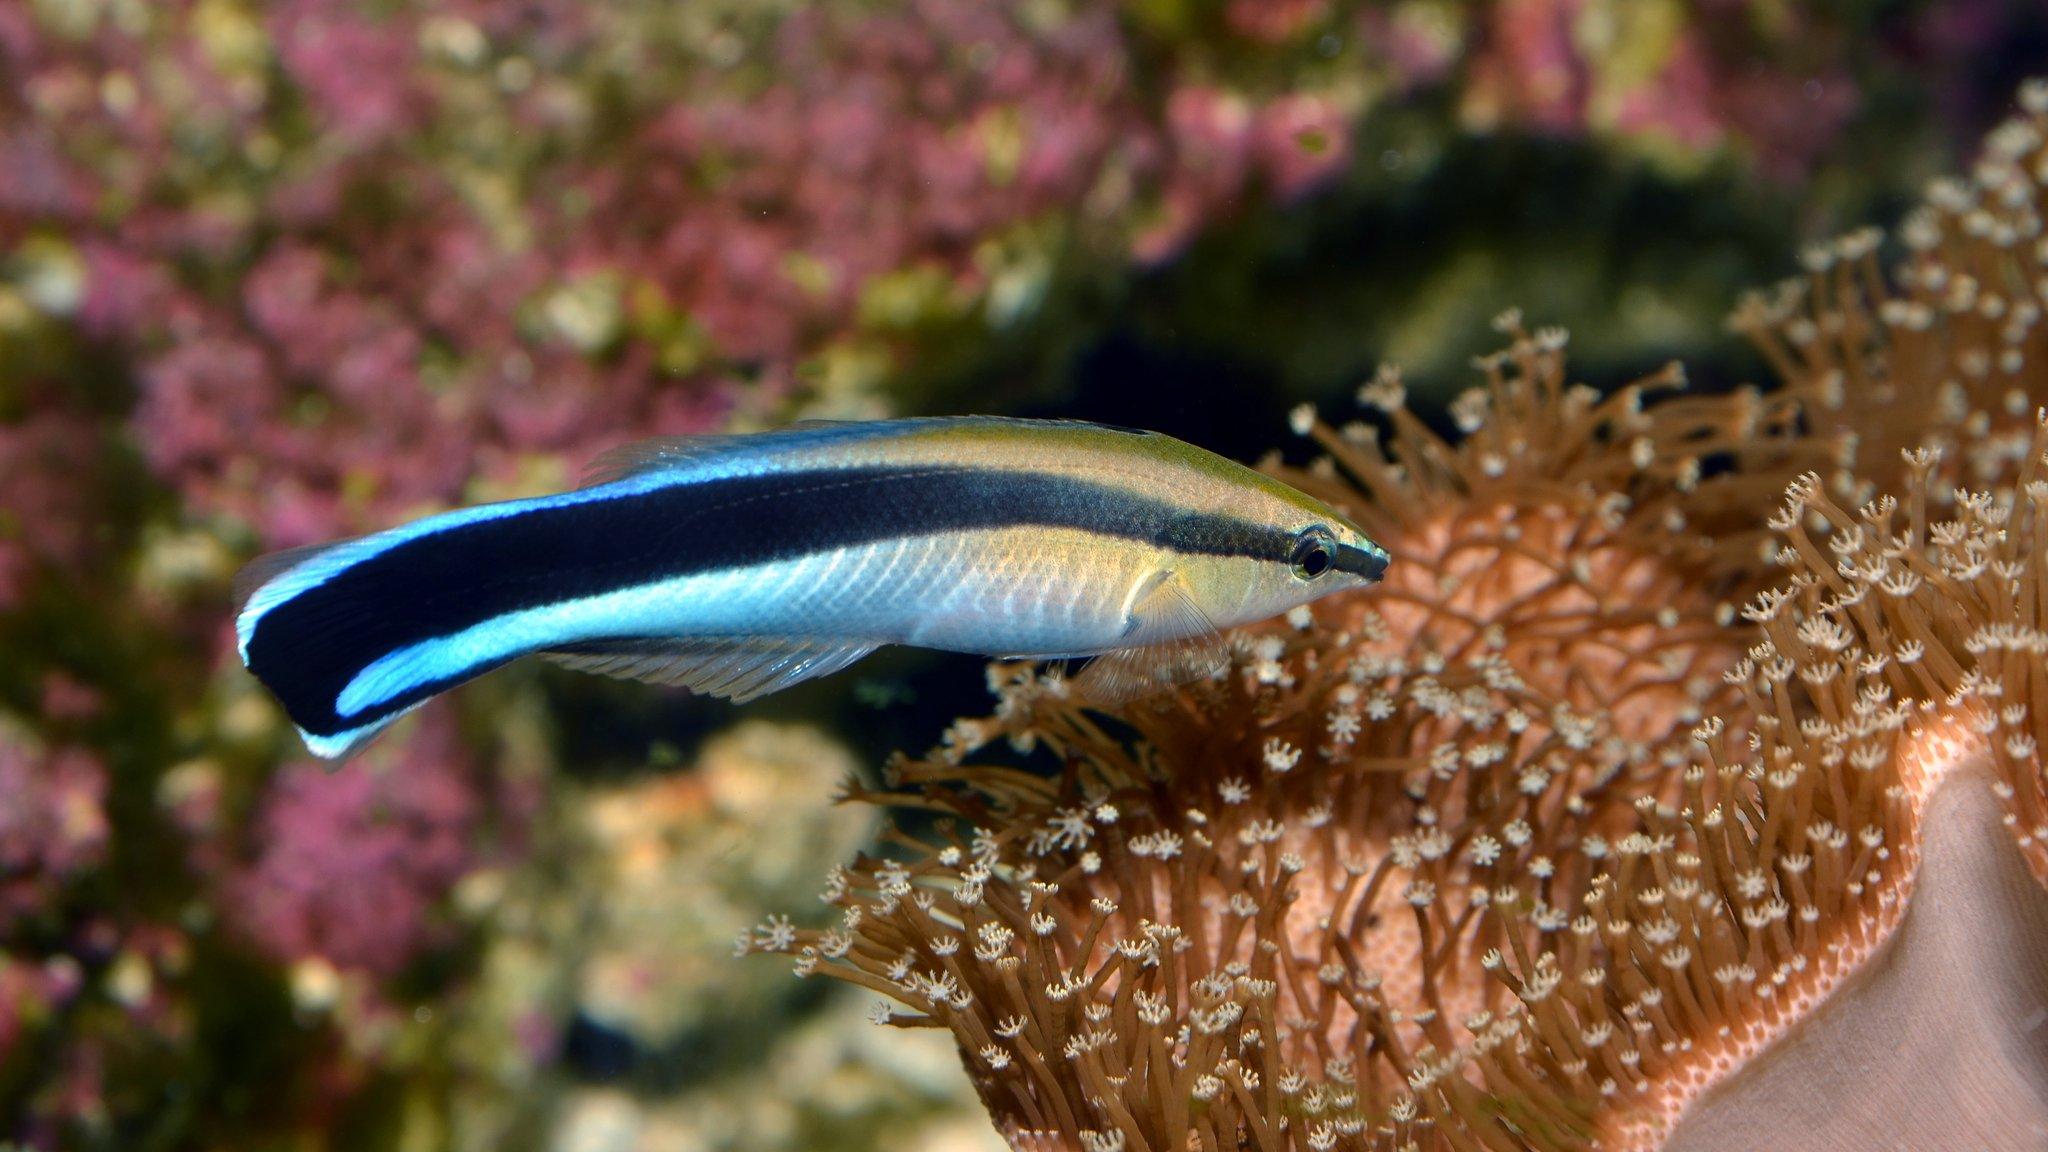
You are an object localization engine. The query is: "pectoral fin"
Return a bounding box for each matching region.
[546,636,878,702]
[1074,571,1229,705]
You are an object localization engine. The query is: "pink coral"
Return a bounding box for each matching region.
[1,0,1891,564]
[1467,0,1589,134]
[1450,0,1863,178]
[1226,0,1331,46]
[0,412,105,608]
[269,1,425,145]
[1256,92,1353,201]
[573,1,1138,363]
[1610,31,1725,152]
[229,710,486,978]
[0,735,109,933]
[0,0,1388,552]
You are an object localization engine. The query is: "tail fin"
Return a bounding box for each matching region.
[232,539,350,656]
[232,488,638,760]
[232,449,931,757]
[235,536,427,759]
[236,518,544,760]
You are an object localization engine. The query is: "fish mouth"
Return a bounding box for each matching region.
[1333,544,1390,582]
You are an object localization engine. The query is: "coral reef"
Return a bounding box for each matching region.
[3,0,2002,543]
[573,721,876,1049]
[228,708,516,980]
[0,3,2042,1148]
[549,996,1007,1152]
[1734,81,2048,502]
[753,82,2048,1151]
[0,726,108,935]
[522,721,1009,1152]
[4,0,1377,546]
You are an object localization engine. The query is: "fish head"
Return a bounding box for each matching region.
[1260,491,1389,608]
[1167,470,1390,631]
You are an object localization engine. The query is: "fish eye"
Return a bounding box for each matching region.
[1291,528,1335,580]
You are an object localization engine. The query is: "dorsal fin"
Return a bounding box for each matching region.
[580,435,755,488]
[545,635,879,702]
[579,417,1163,488]
[578,420,864,488]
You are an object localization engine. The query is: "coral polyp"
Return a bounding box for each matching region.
[746,334,1795,1150]
[753,85,2048,1152]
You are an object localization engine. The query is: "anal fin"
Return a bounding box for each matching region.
[1074,571,1229,706]
[544,636,879,703]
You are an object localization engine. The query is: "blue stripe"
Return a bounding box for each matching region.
[234,422,891,658]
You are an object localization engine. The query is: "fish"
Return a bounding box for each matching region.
[234,417,1390,758]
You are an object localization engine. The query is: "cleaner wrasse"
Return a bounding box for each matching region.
[234,417,1390,758]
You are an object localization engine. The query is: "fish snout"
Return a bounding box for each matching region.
[1334,542,1389,582]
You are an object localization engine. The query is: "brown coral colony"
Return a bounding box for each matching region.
[750,82,2048,1150]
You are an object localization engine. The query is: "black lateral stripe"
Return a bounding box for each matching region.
[1333,544,1389,581]
[244,466,1290,737]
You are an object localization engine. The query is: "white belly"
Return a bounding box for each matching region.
[612,527,1152,655]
